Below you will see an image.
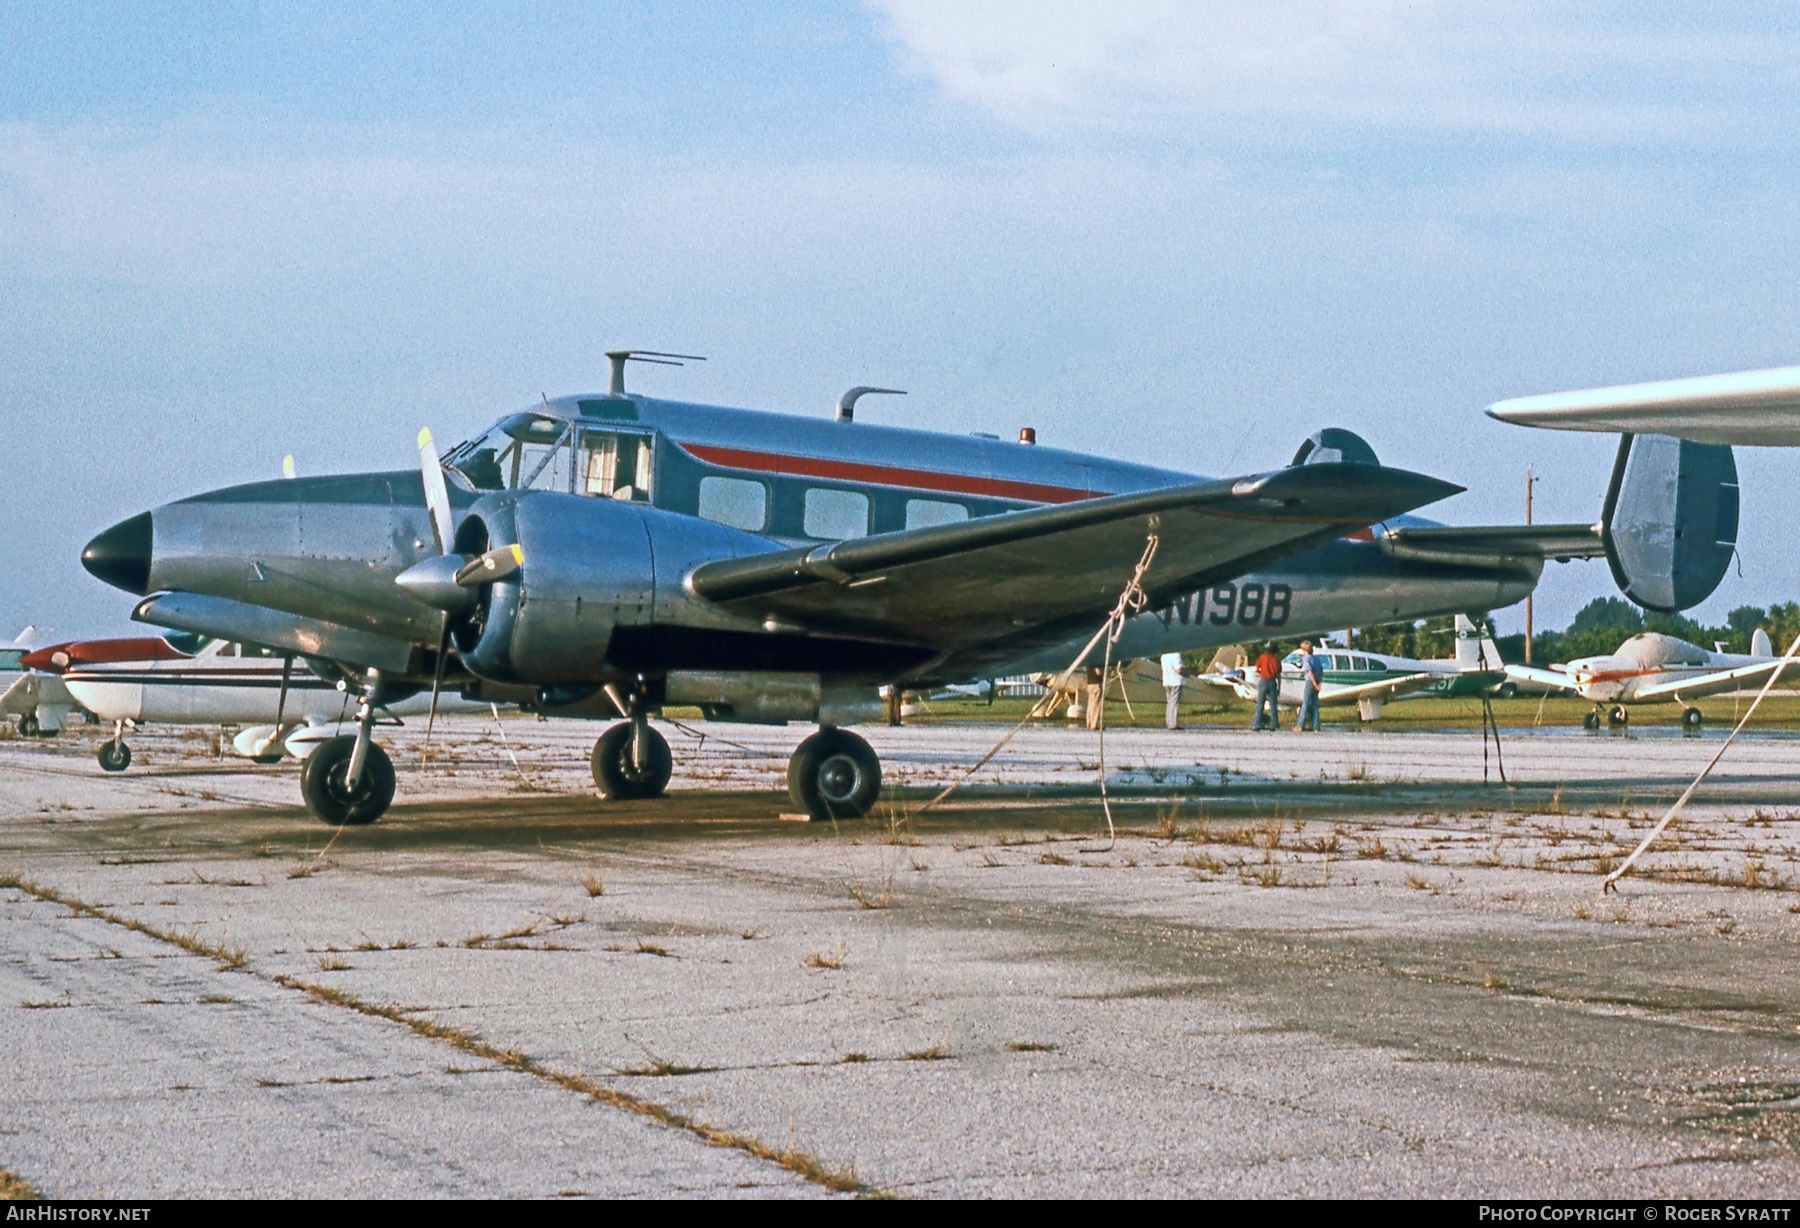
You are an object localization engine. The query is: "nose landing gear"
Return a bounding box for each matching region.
[591,717,672,799]
[97,721,131,773]
[301,689,394,825]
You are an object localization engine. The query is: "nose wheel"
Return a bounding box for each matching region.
[300,690,394,825]
[591,720,672,799]
[788,728,881,820]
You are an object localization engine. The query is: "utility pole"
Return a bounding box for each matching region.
[1524,466,1537,663]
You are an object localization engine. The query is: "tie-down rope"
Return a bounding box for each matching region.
[1603,629,1800,894]
[915,529,1162,846]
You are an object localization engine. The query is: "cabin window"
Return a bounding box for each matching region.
[1332,655,1350,671]
[1352,655,1371,671]
[697,476,768,532]
[582,431,653,502]
[905,498,969,530]
[803,488,869,540]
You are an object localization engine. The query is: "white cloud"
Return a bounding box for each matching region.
[868,1,1795,143]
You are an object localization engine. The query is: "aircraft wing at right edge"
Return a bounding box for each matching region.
[689,464,1461,654]
[1503,664,1583,693]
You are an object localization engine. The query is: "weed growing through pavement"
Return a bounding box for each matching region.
[1007,1040,1059,1053]
[805,943,846,970]
[580,869,605,898]
[1038,850,1072,866]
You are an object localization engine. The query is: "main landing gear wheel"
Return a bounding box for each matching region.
[17,714,38,738]
[1583,709,1602,731]
[591,722,672,800]
[97,741,131,772]
[788,728,881,821]
[1608,705,1630,729]
[300,734,395,826]
[1682,706,1705,730]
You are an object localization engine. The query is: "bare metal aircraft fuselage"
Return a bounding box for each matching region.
[80,375,1599,823]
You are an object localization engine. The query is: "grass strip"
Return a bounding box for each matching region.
[1,872,875,1197]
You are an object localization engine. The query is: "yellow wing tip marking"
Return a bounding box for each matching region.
[418,427,434,449]
[510,544,524,565]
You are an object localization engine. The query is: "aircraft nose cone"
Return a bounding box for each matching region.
[81,512,153,595]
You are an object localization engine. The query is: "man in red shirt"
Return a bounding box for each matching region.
[1251,642,1282,731]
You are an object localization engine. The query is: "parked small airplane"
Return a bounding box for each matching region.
[1203,615,1506,721]
[24,633,494,771]
[0,627,80,737]
[1504,628,1800,729]
[76,353,1727,824]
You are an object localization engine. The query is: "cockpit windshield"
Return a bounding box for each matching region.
[443,411,655,502]
[444,413,574,493]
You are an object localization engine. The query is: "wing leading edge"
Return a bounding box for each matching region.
[689,463,1462,654]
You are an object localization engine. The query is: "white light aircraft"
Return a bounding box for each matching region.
[1504,628,1800,729]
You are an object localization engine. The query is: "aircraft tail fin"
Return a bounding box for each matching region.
[1601,433,1738,613]
[1754,627,1773,658]
[1454,614,1501,671]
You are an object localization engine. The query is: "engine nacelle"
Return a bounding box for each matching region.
[453,491,657,683]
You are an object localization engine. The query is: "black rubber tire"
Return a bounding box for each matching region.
[1608,705,1629,728]
[251,752,284,765]
[1496,682,1519,700]
[1583,710,1601,731]
[1682,707,1704,730]
[18,714,38,738]
[590,723,672,800]
[300,735,395,825]
[787,728,881,821]
[97,741,131,772]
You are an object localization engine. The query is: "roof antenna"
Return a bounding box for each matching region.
[606,350,705,397]
[836,386,906,423]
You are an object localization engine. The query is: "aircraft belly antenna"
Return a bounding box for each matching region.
[605,349,705,396]
[836,386,906,422]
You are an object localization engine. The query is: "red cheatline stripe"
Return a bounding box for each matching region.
[22,637,190,671]
[678,442,1097,505]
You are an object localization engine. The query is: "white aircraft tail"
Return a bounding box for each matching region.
[1753,627,1773,658]
[1454,615,1503,671]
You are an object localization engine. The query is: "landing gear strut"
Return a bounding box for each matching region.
[97,721,131,773]
[301,689,394,825]
[788,727,881,820]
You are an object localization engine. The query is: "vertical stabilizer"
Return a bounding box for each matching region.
[1753,627,1773,658]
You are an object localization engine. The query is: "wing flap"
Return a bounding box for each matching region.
[689,464,1461,651]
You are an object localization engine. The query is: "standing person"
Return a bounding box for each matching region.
[1160,652,1187,730]
[1084,666,1105,731]
[1296,639,1324,732]
[1251,642,1282,731]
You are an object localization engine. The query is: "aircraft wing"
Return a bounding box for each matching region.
[689,464,1461,655]
[1629,658,1800,703]
[1319,673,1435,704]
[1376,523,1605,567]
[1487,365,1800,447]
[1504,663,1582,693]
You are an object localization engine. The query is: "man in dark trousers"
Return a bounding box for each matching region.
[1296,639,1325,732]
[1251,642,1282,730]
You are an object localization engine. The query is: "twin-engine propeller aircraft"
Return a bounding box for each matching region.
[22,632,496,772]
[77,353,1724,825]
[1203,615,1506,721]
[1505,628,1800,730]
[0,627,80,738]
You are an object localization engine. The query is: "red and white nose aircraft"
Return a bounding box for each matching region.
[1505,628,1800,729]
[23,632,490,772]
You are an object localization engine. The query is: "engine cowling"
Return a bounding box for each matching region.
[452,491,656,684]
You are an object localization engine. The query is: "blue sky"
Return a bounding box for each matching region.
[6,2,1800,639]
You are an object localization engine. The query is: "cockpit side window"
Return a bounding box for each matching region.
[581,430,653,501]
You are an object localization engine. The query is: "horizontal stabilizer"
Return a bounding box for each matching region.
[1377,523,1604,567]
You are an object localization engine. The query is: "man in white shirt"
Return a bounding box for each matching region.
[1160,652,1187,729]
